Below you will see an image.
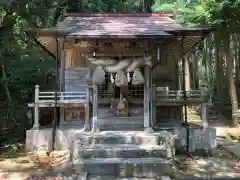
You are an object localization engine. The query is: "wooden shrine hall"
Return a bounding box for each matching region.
[28,13,212,132]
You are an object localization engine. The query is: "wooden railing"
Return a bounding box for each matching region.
[155,87,205,104]
[33,85,205,105]
[35,85,89,104]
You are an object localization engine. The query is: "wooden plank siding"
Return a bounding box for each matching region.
[66,50,89,68]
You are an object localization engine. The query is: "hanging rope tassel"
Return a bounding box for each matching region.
[132,68,145,85]
[92,67,105,85]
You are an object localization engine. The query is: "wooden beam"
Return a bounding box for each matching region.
[64,45,166,57]
[83,52,158,57]
[28,102,87,108]
[64,45,155,52]
[64,40,165,50]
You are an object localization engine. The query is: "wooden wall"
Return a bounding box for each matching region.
[63,50,90,121]
[66,50,89,68]
[61,40,182,122]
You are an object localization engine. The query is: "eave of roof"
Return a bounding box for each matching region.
[30,28,212,38]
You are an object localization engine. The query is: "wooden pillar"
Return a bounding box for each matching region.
[84,64,92,131]
[152,84,156,126]
[144,66,153,132]
[84,84,90,131]
[149,68,153,127]
[174,42,180,89]
[185,57,191,90]
[33,85,40,129]
[91,84,99,133]
[59,39,66,125]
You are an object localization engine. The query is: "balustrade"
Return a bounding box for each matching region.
[155,87,206,104]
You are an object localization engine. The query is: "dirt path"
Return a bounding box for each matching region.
[188,106,240,139]
[173,146,240,179]
[0,149,72,180]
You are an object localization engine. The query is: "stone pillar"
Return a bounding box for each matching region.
[91,84,99,133]
[144,66,153,133]
[33,85,40,129]
[201,103,208,129]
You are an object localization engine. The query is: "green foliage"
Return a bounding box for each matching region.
[152,0,240,125]
[0,5,55,133]
[0,0,155,141]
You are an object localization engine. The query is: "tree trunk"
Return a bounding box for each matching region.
[224,33,239,126]
[1,64,14,127]
[214,34,222,109]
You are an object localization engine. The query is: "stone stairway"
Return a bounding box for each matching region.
[70,131,175,179]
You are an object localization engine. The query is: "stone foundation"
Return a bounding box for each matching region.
[25,127,85,151]
[25,126,217,153]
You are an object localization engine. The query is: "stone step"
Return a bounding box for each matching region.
[73,157,172,178]
[72,131,174,146]
[99,125,144,131]
[87,175,172,180]
[72,144,174,159]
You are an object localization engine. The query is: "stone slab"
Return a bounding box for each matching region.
[97,117,144,131]
[74,157,172,178]
[217,138,240,158]
[223,145,240,157]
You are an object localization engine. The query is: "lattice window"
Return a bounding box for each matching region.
[128,68,144,101]
[128,84,144,100]
[99,73,113,100]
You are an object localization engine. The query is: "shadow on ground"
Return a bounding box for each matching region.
[174,146,240,179]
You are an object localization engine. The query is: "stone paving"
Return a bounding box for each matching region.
[188,106,240,158]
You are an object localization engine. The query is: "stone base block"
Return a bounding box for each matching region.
[25,127,84,152]
[172,126,217,153]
